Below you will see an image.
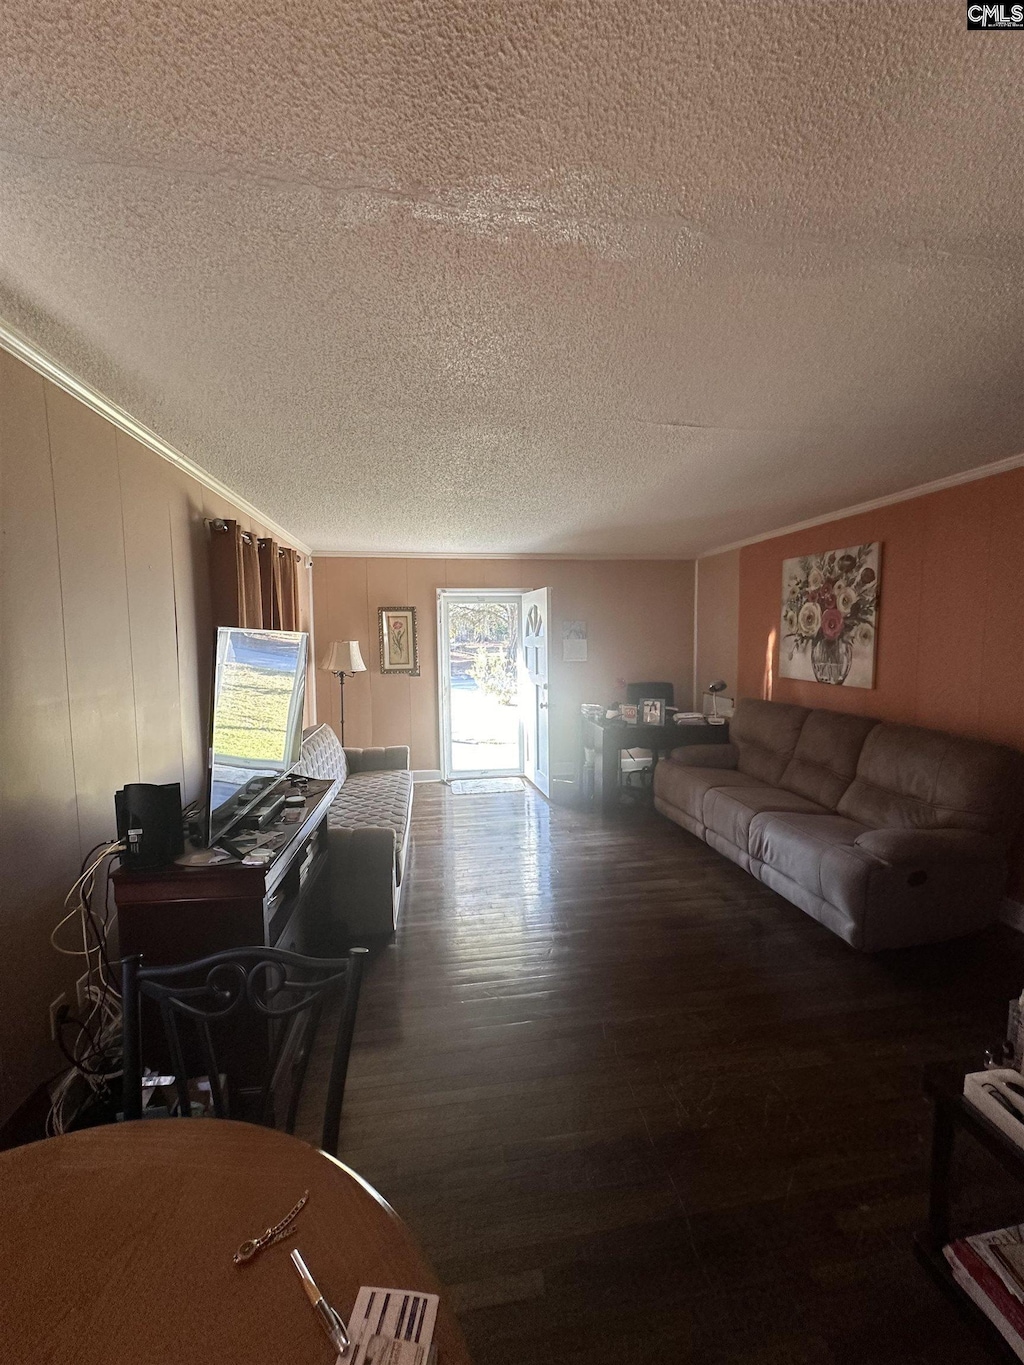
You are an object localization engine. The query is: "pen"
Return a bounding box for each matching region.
[290,1249,351,1356]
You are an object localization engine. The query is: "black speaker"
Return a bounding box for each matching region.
[115,782,184,869]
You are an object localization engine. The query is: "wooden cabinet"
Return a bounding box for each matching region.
[113,779,339,1091]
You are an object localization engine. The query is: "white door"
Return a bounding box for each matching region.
[519,587,551,797]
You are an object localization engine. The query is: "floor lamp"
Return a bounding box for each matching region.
[321,640,366,744]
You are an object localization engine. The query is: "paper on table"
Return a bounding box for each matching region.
[345,1286,439,1365]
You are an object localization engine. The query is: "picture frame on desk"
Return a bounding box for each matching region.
[639,697,666,726]
[618,703,638,725]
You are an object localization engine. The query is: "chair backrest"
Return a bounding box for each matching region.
[122,945,367,1156]
[296,723,349,784]
[837,722,1024,840]
[730,697,808,785]
[626,681,674,706]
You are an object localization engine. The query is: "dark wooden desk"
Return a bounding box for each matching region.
[581,716,730,813]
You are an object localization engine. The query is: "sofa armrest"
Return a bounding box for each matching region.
[668,743,739,769]
[319,826,399,940]
[854,828,1004,867]
[343,745,411,773]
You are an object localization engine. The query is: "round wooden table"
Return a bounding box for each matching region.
[0,1120,471,1364]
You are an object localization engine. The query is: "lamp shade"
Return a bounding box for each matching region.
[321,640,366,674]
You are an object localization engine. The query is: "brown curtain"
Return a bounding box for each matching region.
[208,519,264,629]
[278,549,300,632]
[257,538,282,629]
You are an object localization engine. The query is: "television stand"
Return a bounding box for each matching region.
[113,775,341,1090]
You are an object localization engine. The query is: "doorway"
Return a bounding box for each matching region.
[438,592,521,779]
[437,588,551,792]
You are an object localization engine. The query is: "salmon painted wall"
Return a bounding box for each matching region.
[313,557,696,773]
[735,466,1024,895]
[736,467,1024,747]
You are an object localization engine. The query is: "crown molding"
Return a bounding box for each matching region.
[0,318,311,556]
[312,549,693,560]
[699,450,1024,559]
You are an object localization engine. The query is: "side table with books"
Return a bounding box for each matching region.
[917,1065,1024,1361]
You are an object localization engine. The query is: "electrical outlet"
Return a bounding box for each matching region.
[76,972,90,1012]
[49,993,68,1042]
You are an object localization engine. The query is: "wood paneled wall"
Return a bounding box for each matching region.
[0,348,311,1126]
[313,556,696,773]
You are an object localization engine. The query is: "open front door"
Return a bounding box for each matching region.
[519,587,551,797]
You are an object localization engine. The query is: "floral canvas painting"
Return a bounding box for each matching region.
[780,543,880,688]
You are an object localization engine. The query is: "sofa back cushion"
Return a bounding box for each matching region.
[780,710,878,810]
[837,722,1024,839]
[296,723,348,785]
[731,699,809,785]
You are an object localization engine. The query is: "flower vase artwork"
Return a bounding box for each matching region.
[780,543,880,688]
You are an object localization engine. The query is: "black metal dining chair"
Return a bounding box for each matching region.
[121,945,367,1157]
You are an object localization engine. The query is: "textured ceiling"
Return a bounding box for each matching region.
[1,2,1022,555]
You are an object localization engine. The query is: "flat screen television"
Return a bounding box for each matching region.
[206,627,308,846]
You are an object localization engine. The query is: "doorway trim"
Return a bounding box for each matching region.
[437,588,524,782]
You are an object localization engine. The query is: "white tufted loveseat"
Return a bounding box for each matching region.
[296,724,413,941]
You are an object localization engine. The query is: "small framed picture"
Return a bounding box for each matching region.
[618,703,638,725]
[639,697,666,725]
[378,606,420,675]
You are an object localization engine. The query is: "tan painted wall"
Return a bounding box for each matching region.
[694,550,740,705]
[313,557,696,773]
[0,348,311,1126]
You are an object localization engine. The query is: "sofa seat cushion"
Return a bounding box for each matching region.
[654,761,768,827]
[751,811,876,916]
[703,786,829,854]
[325,769,413,882]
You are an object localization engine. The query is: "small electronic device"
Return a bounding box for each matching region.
[245,794,286,829]
[115,782,184,869]
[284,794,306,807]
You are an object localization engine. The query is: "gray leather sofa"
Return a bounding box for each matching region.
[653,698,1024,951]
[296,723,413,941]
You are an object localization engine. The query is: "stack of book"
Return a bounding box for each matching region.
[945,1224,1024,1359]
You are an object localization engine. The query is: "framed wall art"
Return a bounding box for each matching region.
[378,606,420,676]
[780,542,880,688]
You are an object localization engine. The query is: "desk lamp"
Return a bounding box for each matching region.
[321,641,366,744]
[707,679,728,725]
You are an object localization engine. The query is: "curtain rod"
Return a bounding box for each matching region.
[207,518,311,566]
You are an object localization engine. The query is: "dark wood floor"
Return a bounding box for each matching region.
[299,782,1024,1364]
